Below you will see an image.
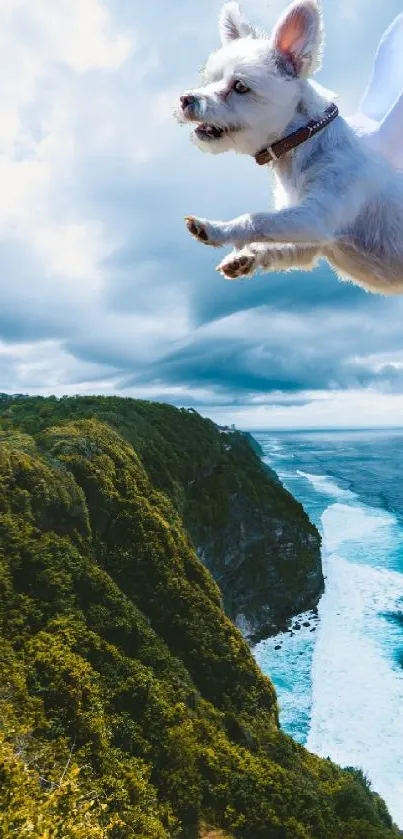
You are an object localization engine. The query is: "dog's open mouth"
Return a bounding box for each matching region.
[195,122,229,140]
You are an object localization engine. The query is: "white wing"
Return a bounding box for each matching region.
[359,12,403,121]
[350,12,403,170]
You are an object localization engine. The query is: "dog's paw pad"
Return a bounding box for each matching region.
[185,216,209,243]
[217,252,256,279]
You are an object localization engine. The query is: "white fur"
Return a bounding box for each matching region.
[219,2,259,43]
[178,1,403,295]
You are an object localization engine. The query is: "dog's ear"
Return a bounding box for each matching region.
[219,2,257,44]
[272,1,323,77]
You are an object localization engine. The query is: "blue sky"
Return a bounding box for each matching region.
[1,0,403,428]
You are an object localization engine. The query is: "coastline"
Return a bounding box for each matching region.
[253,428,403,828]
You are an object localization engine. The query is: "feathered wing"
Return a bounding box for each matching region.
[351,12,403,169]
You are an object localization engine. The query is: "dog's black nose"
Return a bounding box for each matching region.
[180,94,196,112]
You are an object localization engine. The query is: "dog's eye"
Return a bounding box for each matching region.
[233,80,250,94]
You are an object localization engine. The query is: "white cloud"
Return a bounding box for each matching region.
[0,0,131,295]
[0,338,119,391]
[0,0,193,366]
[203,390,403,429]
[34,222,105,285]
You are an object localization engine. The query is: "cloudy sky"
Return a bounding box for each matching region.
[1,0,403,428]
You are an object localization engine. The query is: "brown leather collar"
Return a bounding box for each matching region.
[254,102,339,166]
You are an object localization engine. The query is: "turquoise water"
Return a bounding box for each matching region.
[252,430,403,827]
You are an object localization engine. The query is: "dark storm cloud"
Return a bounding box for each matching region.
[119,296,403,402]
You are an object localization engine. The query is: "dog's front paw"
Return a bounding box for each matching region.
[217,249,256,280]
[185,216,224,247]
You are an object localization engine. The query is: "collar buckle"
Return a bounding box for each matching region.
[254,103,339,167]
[266,145,278,163]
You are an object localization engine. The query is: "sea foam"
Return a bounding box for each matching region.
[255,445,403,827]
[307,498,403,825]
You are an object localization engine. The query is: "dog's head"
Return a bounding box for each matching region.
[177,1,323,157]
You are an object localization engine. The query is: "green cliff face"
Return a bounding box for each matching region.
[0,396,398,838]
[0,395,323,640]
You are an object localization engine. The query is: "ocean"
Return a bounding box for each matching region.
[252,429,403,827]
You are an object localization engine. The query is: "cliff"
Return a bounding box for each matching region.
[185,427,322,641]
[0,395,323,640]
[0,405,398,837]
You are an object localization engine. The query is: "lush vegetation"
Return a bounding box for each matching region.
[0,396,399,837]
[0,395,323,639]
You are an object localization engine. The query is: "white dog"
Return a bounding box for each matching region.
[177,1,403,294]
